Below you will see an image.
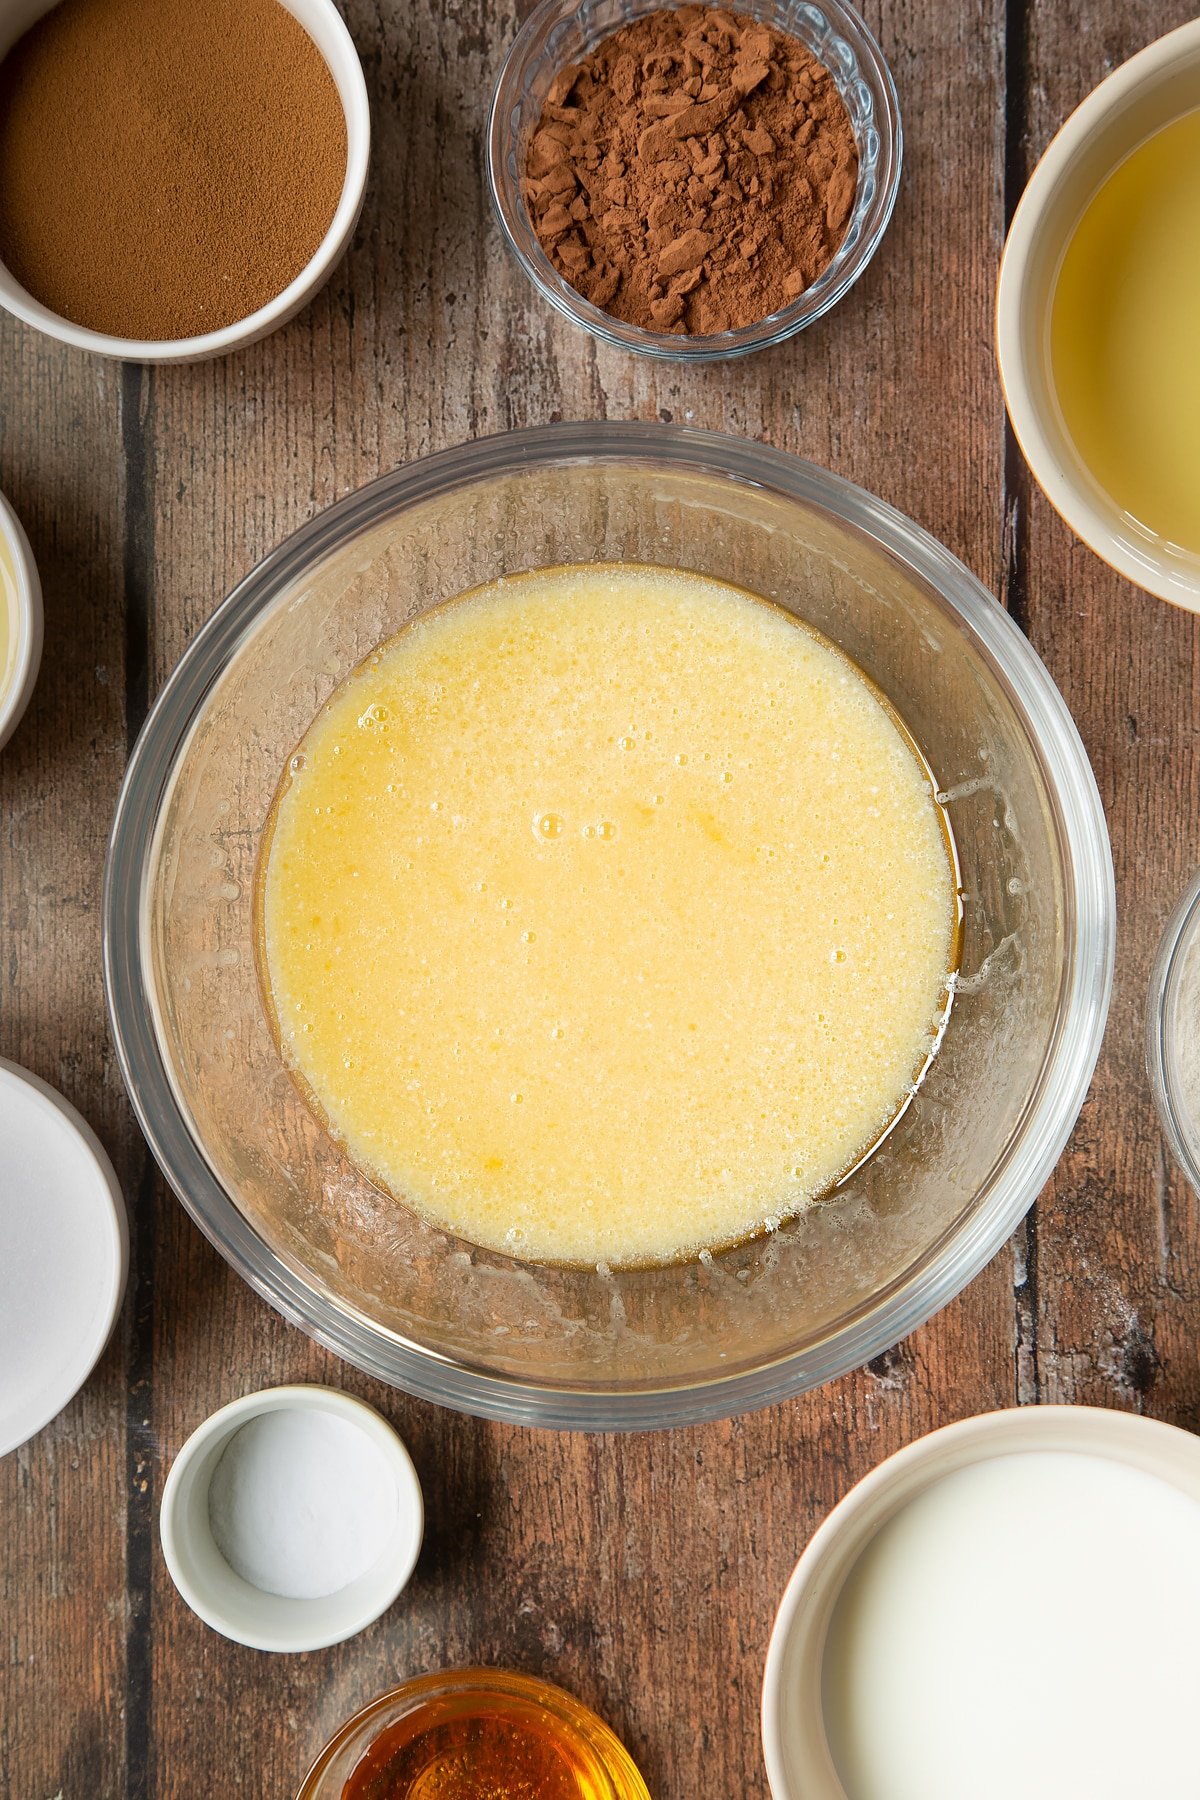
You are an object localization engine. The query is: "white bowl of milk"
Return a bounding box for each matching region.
[763,1405,1200,1800]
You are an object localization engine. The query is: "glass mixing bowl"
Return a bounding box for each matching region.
[1147,865,1200,1198]
[103,424,1114,1429]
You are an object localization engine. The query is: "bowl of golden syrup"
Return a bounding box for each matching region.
[998,19,1200,610]
[296,1669,651,1800]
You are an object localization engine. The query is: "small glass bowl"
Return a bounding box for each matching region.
[1147,866,1200,1195]
[487,0,901,361]
[295,1669,651,1799]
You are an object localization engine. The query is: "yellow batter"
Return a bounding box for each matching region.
[260,564,957,1267]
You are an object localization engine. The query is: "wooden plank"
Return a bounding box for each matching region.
[1013,0,1200,1427]
[0,334,135,1798]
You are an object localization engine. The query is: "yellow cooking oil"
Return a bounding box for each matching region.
[259,563,958,1270]
[1051,107,1200,555]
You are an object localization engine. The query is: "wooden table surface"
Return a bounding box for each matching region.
[3,1,1198,1795]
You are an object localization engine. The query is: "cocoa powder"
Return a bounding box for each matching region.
[0,0,347,341]
[523,5,860,336]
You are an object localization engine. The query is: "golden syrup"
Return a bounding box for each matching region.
[338,1674,648,1800]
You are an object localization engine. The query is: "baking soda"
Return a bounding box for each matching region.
[208,1408,397,1600]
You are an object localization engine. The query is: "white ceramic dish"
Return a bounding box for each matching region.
[0,0,371,363]
[762,1405,1200,1798]
[0,487,42,750]
[997,19,1200,610]
[0,1057,128,1457]
[159,1384,424,1652]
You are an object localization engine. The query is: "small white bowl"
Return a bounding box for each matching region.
[0,0,370,363]
[997,19,1200,610]
[159,1384,423,1653]
[762,1405,1200,1798]
[0,486,42,750]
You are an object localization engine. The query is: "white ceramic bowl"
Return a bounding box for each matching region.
[761,1405,1200,1798]
[159,1384,424,1652]
[0,0,370,363]
[997,19,1200,610]
[0,486,42,750]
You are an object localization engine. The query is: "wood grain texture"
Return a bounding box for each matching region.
[0,346,138,1798]
[1013,0,1200,1430]
[0,0,1191,1795]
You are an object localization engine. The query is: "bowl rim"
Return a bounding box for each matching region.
[158,1382,424,1652]
[0,487,43,750]
[996,17,1200,611]
[760,1404,1200,1798]
[486,0,902,362]
[0,0,371,364]
[102,421,1115,1430]
[1146,862,1200,1197]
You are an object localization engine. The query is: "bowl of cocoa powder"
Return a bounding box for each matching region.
[0,0,370,362]
[488,0,900,359]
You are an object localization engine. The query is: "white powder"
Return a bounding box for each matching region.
[207,1408,397,1600]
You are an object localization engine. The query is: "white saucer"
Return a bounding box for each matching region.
[0,1058,128,1456]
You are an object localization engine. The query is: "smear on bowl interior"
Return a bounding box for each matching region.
[258,564,958,1268]
[1051,107,1200,557]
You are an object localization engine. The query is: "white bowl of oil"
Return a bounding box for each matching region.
[997,19,1200,610]
[0,487,41,750]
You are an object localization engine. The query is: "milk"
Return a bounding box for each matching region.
[823,1450,1200,1799]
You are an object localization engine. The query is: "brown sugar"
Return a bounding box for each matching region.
[522,5,860,336]
[0,0,348,341]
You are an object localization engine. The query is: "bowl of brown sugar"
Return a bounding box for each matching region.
[0,0,369,362]
[488,0,900,360]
